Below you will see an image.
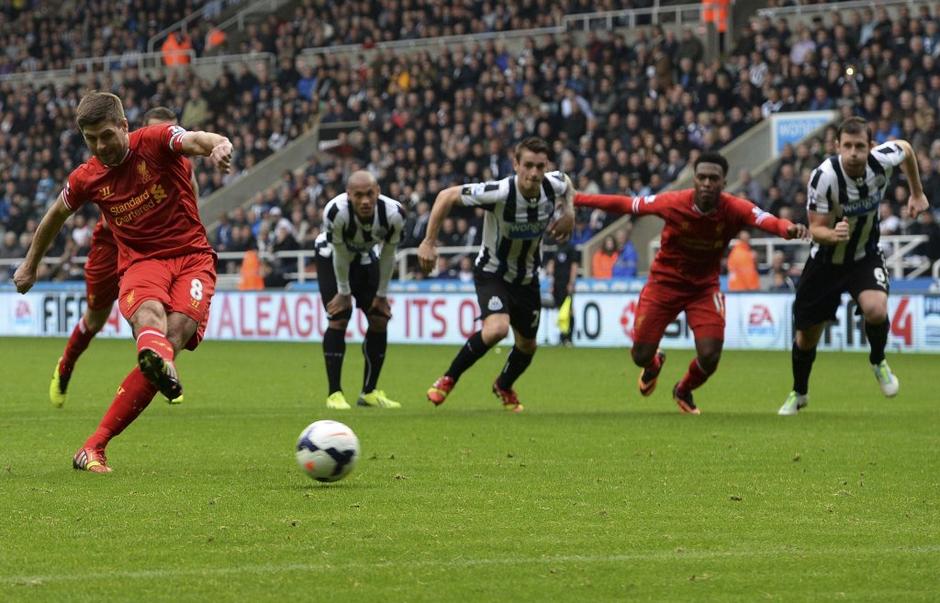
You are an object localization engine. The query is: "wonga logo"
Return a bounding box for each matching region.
[747,304,776,336]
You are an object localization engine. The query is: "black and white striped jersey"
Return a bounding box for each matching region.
[459,171,568,285]
[806,141,906,265]
[316,192,405,296]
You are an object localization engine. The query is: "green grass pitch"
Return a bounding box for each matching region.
[0,337,937,601]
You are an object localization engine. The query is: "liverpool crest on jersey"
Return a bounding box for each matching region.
[137,161,152,183]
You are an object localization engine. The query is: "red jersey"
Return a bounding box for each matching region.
[63,124,210,271]
[576,190,794,289]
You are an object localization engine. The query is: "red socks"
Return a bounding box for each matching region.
[136,328,174,362]
[645,352,662,375]
[60,317,96,375]
[677,358,713,395]
[84,367,157,450]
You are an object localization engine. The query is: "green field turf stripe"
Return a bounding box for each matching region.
[6,545,939,585]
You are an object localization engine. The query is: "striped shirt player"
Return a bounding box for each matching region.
[315,171,406,411]
[804,141,905,266]
[315,192,405,303]
[460,170,568,286]
[417,137,575,412]
[782,117,929,416]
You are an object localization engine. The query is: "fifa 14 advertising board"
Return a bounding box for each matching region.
[2,290,940,352]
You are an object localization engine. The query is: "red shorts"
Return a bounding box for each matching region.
[119,252,216,350]
[633,283,726,344]
[84,231,120,312]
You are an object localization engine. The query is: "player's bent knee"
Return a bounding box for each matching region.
[863,308,888,325]
[328,319,350,331]
[699,352,721,373]
[130,301,167,333]
[367,316,389,332]
[84,308,111,333]
[516,338,537,354]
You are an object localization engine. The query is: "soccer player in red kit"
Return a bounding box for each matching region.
[575,152,808,413]
[49,107,194,407]
[13,92,232,472]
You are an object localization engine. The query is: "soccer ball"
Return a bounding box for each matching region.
[295,420,360,482]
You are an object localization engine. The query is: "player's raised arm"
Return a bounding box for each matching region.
[417,185,462,274]
[175,130,233,173]
[12,194,72,293]
[887,140,929,219]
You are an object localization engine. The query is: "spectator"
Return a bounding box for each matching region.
[611,228,638,278]
[727,230,760,291]
[911,211,940,262]
[161,31,193,66]
[592,235,618,279]
[879,201,901,235]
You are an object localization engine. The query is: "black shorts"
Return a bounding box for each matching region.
[475,271,542,339]
[316,253,378,321]
[793,252,890,330]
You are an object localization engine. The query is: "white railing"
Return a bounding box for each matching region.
[71,50,196,73]
[4,237,935,286]
[192,51,276,70]
[562,3,701,31]
[214,245,487,284]
[648,234,931,278]
[757,0,924,18]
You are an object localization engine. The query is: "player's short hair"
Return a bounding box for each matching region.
[142,106,178,125]
[514,136,552,161]
[76,91,126,130]
[694,151,729,177]
[837,116,872,143]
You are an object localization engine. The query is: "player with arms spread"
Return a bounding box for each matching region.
[48,106,196,407]
[13,92,232,473]
[315,170,406,410]
[778,117,929,415]
[575,152,808,414]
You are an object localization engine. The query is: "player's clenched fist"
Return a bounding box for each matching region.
[786,223,810,240]
[12,263,37,294]
[833,218,850,241]
[417,239,437,275]
[210,140,233,173]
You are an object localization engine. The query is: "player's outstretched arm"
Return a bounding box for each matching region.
[573,192,638,214]
[417,186,461,274]
[738,200,809,240]
[178,131,233,173]
[12,195,72,293]
[893,140,929,218]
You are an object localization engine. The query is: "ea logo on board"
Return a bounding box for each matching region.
[744,303,781,345]
[14,300,32,325]
[747,304,775,335]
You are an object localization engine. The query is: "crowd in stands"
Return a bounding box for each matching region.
[0,0,225,74]
[2,2,940,289]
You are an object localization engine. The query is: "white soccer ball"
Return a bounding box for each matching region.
[295,420,360,482]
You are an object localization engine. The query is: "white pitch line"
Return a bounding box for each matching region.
[5,545,939,585]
